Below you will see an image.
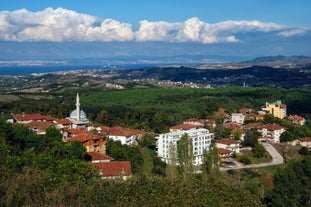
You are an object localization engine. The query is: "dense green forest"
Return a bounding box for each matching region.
[2,87,311,133]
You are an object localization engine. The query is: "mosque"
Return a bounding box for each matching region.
[69,93,89,128]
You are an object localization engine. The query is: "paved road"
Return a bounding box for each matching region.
[220,143,284,171]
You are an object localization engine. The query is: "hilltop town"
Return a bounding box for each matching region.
[2,90,310,179]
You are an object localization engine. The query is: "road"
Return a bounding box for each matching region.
[220,143,284,171]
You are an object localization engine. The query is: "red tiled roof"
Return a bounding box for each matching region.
[92,161,132,177]
[107,126,144,137]
[216,139,239,145]
[64,128,88,135]
[43,115,56,121]
[170,123,199,130]
[54,118,72,125]
[87,152,113,161]
[24,121,55,132]
[12,113,45,121]
[280,104,287,108]
[289,115,305,121]
[260,124,285,131]
[299,137,311,143]
[67,132,104,143]
[218,148,232,154]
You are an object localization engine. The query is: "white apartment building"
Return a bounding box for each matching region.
[231,113,245,124]
[157,128,213,165]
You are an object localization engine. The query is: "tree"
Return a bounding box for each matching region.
[138,134,156,149]
[141,149,153,177]
[166,142,178,179]
[177,134,194,179]
[268,157,311,207]
[202,141,220,177]
[252,142,266,158]
[243,129,260,147]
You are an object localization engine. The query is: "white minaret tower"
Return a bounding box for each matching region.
[76,93,81,122]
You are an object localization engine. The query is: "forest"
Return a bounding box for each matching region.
[1,86,311,206]
[2,87,311,133]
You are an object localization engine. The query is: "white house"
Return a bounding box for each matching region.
[297,137,311,148]
[105,126,145,145]
[230,113,245,124]
[157,128,213,165]
[216,139,240,154]
[258,124,286,143]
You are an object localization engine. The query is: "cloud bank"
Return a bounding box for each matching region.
[0,7,308,43]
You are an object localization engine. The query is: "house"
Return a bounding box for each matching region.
[24,121,55,135]
[12,113,46,124]
[105,126,145,146]
[61,128,88,142]
[230,113,244,124]
[262,100,287,119]
[157,128,213,165]
[182,118,216,129]
[169,123,199,132]
[257,124,286,143]
[66,132,106,153]
[0,113,15,123]
[214,108,229,120]
[297,137,311,148]
[92,161,132,180]
[216,139,240,154]
[87,152,113,163]
[53,118,72,129]
[288,115,306,126]
[218,148,232,161]
[239,108,252,115]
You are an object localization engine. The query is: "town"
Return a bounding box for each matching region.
[2,92,310,180]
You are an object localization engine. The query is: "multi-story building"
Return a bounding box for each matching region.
[257,124,286,143]
[157,128,213,165]
[230,113,245,124]
[262,100,287,119]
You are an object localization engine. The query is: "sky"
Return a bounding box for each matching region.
[0,0,310,61]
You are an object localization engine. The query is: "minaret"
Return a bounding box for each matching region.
[76,93,80,122]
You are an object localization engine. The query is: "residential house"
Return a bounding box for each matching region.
[288,115,306,126]
[61,128,88,142]
[87,152,113,163]
[92,161,132,180]
[170,123,199,132]
[24,121,55,135]
[296,137,311,148]
[105,126,145,145]
[0,113,15,123]
[66,131,106,153]
[216,139,240,154]
[262,100,287,119]
[218,148,232,161]
[12,113,46,124]
[157,128,213,165]
[182,118,216,129]
[230,113,245,124]
[257,124,286,143]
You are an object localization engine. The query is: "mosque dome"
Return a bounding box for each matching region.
[70,109,88,122]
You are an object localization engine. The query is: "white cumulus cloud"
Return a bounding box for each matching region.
[0,7,307,43]
[278,29,306,37]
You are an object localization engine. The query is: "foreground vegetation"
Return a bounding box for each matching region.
[0,119,262,206]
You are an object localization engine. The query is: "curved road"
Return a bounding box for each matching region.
[220,143,284,171]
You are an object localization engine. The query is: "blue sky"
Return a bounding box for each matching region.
[0,0,310,61]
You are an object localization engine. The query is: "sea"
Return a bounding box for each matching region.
[0,63,161,75]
